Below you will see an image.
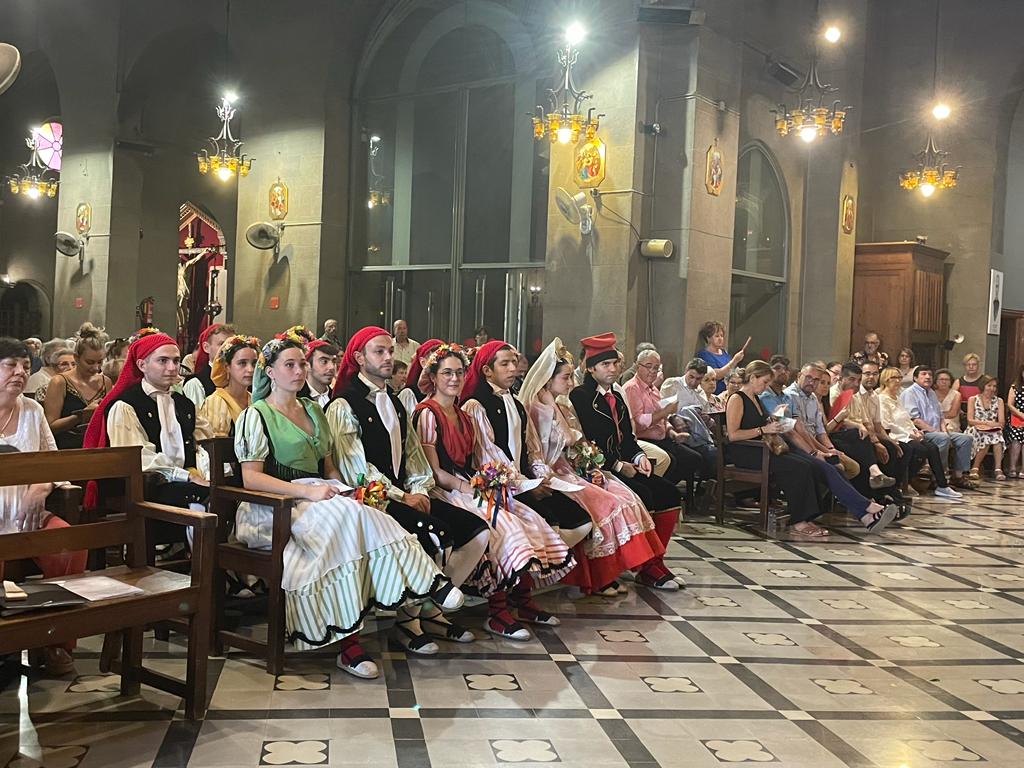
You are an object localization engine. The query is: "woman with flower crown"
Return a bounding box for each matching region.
[413,343,575,642]
[232,334,464,679]
[519,338,664,596]
[200,335,261,437]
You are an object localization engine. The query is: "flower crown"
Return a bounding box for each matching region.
[130,326,163,344]
[217,334,262,362]
[425,342,469,371]
[261,335,305,362]
[277,325,315,345]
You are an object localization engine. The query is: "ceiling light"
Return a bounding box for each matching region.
[531,26,603,146]
[824,26,841,43]
[196,96,253,180]
[932,102,951,120]
[565,22,585,46]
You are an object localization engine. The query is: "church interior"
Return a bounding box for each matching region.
[3,1,1024,766]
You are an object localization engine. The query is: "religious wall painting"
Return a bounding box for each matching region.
[269,177,289,220]
[705,139,723,196]
[75,202,92,235]
[841,194,855,234]
[574,136,606,189]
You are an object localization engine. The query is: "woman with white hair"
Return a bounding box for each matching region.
[24,337,74,402]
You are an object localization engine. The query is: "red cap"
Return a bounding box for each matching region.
[194,323,228,374]
[580,332,619,367]
[334,326,391,396]
[463,339,512,399]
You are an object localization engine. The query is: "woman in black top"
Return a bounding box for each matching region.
[44,323,111,449]
[726,361,896,536]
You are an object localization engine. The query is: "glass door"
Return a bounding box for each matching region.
[347,269,451,342]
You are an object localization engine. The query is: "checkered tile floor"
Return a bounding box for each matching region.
[4,486,1024,766]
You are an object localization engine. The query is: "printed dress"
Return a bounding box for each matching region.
[529,401,663,591]
[1006,386,1024,443]
[414,403,574,593]
[965,395,1005,455]
[233,399,450,650]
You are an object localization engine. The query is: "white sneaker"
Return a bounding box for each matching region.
[935,486,963,500]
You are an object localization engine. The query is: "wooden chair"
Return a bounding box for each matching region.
[204,436,294,675]
[0,447,215,720]
[710,413,776,532]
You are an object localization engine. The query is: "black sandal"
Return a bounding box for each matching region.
[420,608,475,643]
[393,611,440,655]
[863,504,897,533]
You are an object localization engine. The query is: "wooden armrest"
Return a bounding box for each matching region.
[215,486,294,508]
[733,439,769,450]
[133,501,217,530]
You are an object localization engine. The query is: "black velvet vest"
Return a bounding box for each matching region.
[340,377,408,486]
[115,383,198,469]
[469,383,529,475]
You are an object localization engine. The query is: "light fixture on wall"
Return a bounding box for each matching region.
[195,95,253,181]
[4,128,59,199]
[530,23,603,145]
[898,0,959,197]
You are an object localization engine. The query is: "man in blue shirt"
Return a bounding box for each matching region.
[759,355,794,417]
[899,364,976,490]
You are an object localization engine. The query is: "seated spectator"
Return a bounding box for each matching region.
[933,369,962,432]
[24,337,42,373]
[43,323,112,450]
[826,361,843,403]
[510,350,530,395]
[877,367,961,499]
[661,357,710,411]
[701,370,726,412]
[852,331,889,368]
[966,376,1006,481]
[623,348,707,494]
[319,318,340,346]
[25,338,74,402]
[783,364,860,480]
[1006,365,1024,478]
[620,342,657,384]
[661,358,718,491]
[200,335,260,437]
[827,362,896,494]
[953,353,985,415]
[899,365,977,490]
[695,321,747,394]
[726,360,896,537]
[0,337,87,675]
[391,319,419,367]
[103,337,130,382]
[390,359,409,393]
[896,348,916,390]
[758,355,793,416]
[848,361,910,494]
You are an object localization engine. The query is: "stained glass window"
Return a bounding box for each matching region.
[33,122,63,172]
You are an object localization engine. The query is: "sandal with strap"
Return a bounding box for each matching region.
[995,469,1007,481]
[484,609,531,641]
[433,580,465,611]
[336,638,379,679]
[969,468,981,482]
[862,504,898,533]
[392,610,440,655]
[789,523,830,538]
[635,570,681,590]
[593,583,620,597]
[420,607,475,643]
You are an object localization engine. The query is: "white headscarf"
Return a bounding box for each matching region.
[519,337,574,408]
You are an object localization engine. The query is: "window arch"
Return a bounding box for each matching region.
[730,143,789,358]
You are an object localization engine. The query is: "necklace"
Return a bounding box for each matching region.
[0,401,17,438]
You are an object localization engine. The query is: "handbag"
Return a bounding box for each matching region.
[1012,413,1024,429]
[764,433,789,455]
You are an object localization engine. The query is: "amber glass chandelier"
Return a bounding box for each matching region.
[531,23,602,145]
[4,129,59,199]
[195,95,253,182]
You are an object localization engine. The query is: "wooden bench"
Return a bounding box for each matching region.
[710,414,776,532]
[0,447,215,719]
[205,436,293,675]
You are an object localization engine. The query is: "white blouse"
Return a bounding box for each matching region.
[1,397,58,532]
[878,392,916,443]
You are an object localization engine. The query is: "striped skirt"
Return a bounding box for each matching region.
[236,491,449,650]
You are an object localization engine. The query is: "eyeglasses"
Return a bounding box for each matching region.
[437,369,465,379]
[637,363,662,371]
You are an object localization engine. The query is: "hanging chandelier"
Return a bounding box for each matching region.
[531,23,603,145]
[898,136,958,197]
[195,96,253,181]
[771,53,850,143]
[4,128,59,199]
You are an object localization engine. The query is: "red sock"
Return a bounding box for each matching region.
[338,634,367,665]
[652,508,679,548]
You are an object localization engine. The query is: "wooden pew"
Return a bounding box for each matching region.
[710,414,776,532]
[204,436,294,675]
[0,447,215,720]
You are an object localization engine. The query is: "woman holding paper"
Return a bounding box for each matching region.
[695,321,749,394]
[233,336,463,679]
[520,339,664,596]
[0,337,86,676]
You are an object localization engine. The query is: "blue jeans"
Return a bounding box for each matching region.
[923,431,972,473]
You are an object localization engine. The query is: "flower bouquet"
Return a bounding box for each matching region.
[566,440,605,485]
[470,461,517,525]
[353,473,389,511]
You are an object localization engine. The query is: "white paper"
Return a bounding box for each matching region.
[547,477,586,493]
[776,417,797,434]
[659,396,679,411]
[51,576,144,601]
[290,478,354,493]
[515,478,543,493]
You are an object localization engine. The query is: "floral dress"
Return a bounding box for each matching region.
[966,395,1005,455]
